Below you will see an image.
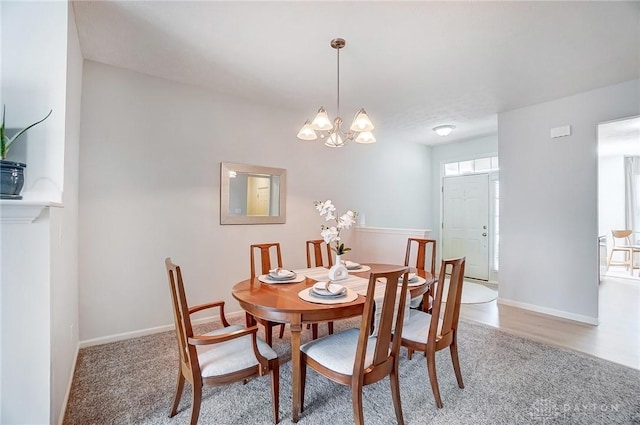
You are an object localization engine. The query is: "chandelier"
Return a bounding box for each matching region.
[297,38,375,148]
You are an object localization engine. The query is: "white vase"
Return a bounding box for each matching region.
[328,254,348,281]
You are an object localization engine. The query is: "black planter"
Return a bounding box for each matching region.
[0,160,26,200]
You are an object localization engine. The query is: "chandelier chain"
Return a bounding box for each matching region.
[336,46,340,119]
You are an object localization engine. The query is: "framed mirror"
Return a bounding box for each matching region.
[220,162,287,225]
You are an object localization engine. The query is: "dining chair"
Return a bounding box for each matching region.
[606,230,634,274]
[404,238,437,312]
[400,257,466,408]
[249,243,286,345]
[164,258,280,425]
[299,266,410,425]
[305,239,335,338]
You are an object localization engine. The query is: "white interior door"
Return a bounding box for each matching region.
[443,174,490,280]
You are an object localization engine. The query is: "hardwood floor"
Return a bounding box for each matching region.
[458,275,640,370]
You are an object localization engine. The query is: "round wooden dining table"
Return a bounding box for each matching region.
[231,263,434,423]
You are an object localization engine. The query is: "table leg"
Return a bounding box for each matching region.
[290,316,303,423]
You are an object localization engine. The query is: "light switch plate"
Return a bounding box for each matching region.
[550,125,571,138]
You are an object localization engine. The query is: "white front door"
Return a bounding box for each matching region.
[442,174,490,280]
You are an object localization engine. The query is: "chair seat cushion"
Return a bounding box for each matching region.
[410,295,433,309]
[300,328,378,375]
[197,325,278,378]
[400,309,442,345]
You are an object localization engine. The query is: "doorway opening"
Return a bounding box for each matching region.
[597,115,640,282]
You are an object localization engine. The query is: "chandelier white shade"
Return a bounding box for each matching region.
[297,38,375,148]
[433,125,456,136]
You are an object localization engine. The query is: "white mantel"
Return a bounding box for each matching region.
[0,200,63,224]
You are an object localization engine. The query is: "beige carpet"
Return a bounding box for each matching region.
[442,280,498,304]
[62,316,640,424]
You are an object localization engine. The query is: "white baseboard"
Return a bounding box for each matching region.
[78,310,246,348]
[497,297,599,325]
[58,343,80,425]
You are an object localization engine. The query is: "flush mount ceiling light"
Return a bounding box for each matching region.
[297,38,375,148]
[433,125,456,137]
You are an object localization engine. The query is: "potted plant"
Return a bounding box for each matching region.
[0,105,52,199]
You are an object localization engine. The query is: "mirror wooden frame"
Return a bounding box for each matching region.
[220,162,287,225]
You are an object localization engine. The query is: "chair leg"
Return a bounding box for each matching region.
[169,370,185,417]
[270,359,280,424]
[407,348,414,360]
[300,359,307,413]
[311,324,319,339]
[351,381,365,425]
[328,321,334,335]
[426,348,443,408]
[278,323,285,339]
[390,361,405,425]
[189,383,202,425]
[450,337,464,389]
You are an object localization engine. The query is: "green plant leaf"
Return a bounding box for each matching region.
[1,108,52,160]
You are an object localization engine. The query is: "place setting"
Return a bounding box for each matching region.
[376,271,426,287]
[401,271,427,286]
[258,267,306,284]
[298,280,359,304]
[342,260,371,273]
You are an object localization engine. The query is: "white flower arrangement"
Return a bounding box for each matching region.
[314,199,358,255]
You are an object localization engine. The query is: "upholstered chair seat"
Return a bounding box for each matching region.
[400,310,443,345]
[300,329,379,375]
[197,325,278,378]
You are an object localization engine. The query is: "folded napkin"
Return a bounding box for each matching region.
[312,281,345,294]
[344,260,361,269]
[269,268,295,278]
[398,272,417,281]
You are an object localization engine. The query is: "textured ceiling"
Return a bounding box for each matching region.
[72,1,640,146]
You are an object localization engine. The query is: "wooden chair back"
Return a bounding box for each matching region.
[430,257,466,348]
[305,239,333,268]
[355,266,410,383]
[250,243,283,277]
[165,258,200,384]
[404,238,437,275]
[249,243,285,344]
[405,238,437,313]
[400,256,466,408]
[299,266,410,424]
[611,230,632,246]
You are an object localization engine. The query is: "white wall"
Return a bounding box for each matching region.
[1,1,67,203]
[1,2,80,424]
[50,4,82,424]
[498,79,640,324]
[78,61,431,342]
[1,215,52,425]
